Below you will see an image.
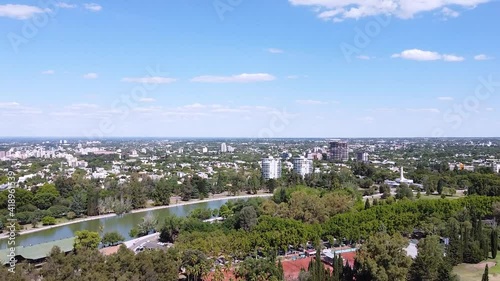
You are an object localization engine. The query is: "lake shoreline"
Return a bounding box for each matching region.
[0,193,272,240]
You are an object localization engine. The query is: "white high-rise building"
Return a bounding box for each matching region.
[221,143,227,153]
[292,156,313,177]
[493,163,500,173]
[357,152,369,162]
[261,156,282,180]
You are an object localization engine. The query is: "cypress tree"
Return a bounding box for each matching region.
[491,228,498,259]
[277,259,284,281]
[364,199,371,210]
[482,264,489,281]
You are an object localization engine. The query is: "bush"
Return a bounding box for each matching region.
[48,205,69,218]
[42,216,56,226]
[66,211,76,220]
[16,212,34,225]
[18,204,38,213]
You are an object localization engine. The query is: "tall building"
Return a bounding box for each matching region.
[292,156,313,177]
[357,152,369,162]
[329,140,349,162]
[493,163,500,174]
[220,143,227,153]
[0,151,5,159]
[261,156,282,180]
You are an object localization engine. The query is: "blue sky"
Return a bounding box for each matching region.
[0,0,499,138]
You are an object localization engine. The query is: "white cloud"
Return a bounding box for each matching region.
[83,73,98,79]
[486,107,494,111]
[180,103,207,110]
[191,73,276,83]
[0,102,20,109]
[41,70,55,75]
[356,55,372,60]
[392,49,464,62]
[66,103,99,110]
[372,108,397,113]
[474,54,493,61]
[211,108,249,113]
[84,3,102,12]
[437,96,454,101]
[288,0,490,21]
[133,106,162,113]
[392,49,441,61]
[406,108,440,113]
[0,102,42,115]
[267,48,284,54]
[440,7,460,19]
[296,99,329,105]
[359,116,375,123]
[0,4,49,20]
[122,77,177,84]
[56,2,77,9]
[442,54,465,62]
[139,98,156,103]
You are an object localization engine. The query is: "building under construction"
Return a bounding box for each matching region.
[329,140,349,162]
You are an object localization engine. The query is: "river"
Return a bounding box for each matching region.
[0,198,240,249]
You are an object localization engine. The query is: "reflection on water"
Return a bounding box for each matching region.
[0,199,232,249]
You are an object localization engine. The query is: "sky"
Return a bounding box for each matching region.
[0,0,499,138]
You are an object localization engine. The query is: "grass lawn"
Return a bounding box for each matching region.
[419,194,463,200]
[453,256,500,281]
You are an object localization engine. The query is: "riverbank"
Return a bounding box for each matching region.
[0,193,272,240]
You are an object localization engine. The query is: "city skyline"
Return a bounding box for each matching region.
[1,1,499,137]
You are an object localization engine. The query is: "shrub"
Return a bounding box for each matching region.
[42,216,56,226]
[66,211,76,220]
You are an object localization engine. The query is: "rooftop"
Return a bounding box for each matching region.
[0,237,75,265]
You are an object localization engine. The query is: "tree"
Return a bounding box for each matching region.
[408,236,454,281]
[102,231,125,247]
[266,179,278,193]
[55,176,75,197]
[482,264,489,281]
[181,178,195,201]
[151,178,172,206]
[74,230,101,251]
[396,185,414,200]
[236,256,284,281]
[364,199,371,210]
[159,214,184,243]
[492,228,498,259]
[192,175,209,199]
[182,249,211,281]
[437,178,445,195]
[219,204,233,219]
[355,232,412,281]
[128,175,147,208]
[239,206,258,231]
[493,202,500,221]
[70,191,87,217]
[137,214,158,236]
[42,216,56,226]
